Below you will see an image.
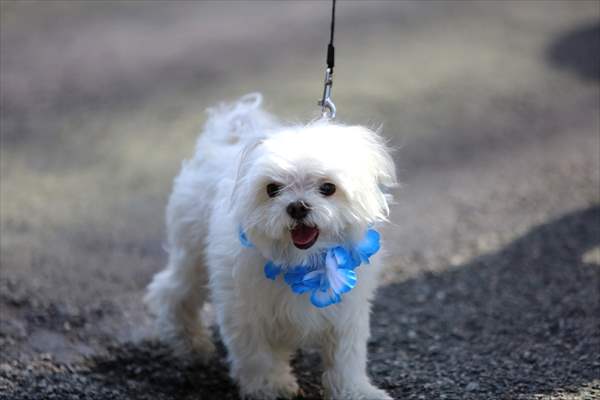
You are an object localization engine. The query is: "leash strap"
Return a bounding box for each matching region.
[318,0,337,119]
[327,0,335,70]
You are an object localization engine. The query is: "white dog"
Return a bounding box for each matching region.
[145,93,397,399]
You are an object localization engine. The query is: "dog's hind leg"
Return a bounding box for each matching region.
[145,247,215,360]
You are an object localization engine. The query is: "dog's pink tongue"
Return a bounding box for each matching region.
[291,225,319,246]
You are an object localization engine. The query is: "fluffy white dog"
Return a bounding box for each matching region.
[145,93,397,400]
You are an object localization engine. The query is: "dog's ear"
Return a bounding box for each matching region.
[365,127,398,221]
[230,139,263,210]
[368,126,398,192]
[343,126,398,223]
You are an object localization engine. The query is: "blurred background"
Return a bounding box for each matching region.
[1,1,599,399]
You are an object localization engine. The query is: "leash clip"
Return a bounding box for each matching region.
[318,67,336,119]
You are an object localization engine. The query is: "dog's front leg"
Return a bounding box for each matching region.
[321,306,392,400]
[218,304,299,400]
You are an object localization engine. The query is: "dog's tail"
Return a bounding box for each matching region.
[196,93,278,153]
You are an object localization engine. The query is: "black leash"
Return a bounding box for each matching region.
[327,0,335,70]
[318,0,337,119]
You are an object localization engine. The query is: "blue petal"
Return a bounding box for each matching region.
[290,282,312,294]
[331,247,352,269]
[302,270,323,289]
[319,274,330,291]
[348,248,362,269]
[283,266,309,285]
[285,267,323,293]
[264,261,282,280]
[328,268,357,294]
[357,229,380,263]
[310,287,341,308]
[332,247,347,264]
[239,228,254,248]
[282,267,309,293]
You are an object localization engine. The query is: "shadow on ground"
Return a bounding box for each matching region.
[8,206,598,400]
[546,21,600,81]
[370,206,600,399]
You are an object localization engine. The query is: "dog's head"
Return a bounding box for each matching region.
[233,122,397,266]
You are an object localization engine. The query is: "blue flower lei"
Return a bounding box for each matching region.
[239,228,380,308]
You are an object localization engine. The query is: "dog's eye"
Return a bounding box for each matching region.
[266,183,283,198]
[319,182,336,197]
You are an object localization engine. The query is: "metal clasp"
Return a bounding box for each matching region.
[318,67,336,119]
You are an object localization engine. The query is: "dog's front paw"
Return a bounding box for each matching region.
[324,378,392,400]
[239,370,300,400]
[350,384,392,400]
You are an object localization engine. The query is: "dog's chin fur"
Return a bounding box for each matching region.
[145,93,397,400]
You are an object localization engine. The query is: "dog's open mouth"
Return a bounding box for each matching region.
[290,224,319,250]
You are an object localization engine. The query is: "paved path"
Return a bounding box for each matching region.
[1,1,599,399]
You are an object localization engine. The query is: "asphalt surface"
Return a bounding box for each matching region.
[1,1,599,399]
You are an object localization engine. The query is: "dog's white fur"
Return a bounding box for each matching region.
[145,94,397,399]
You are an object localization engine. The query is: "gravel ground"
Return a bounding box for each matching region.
[1,1,599,399]
[2,206,600,400]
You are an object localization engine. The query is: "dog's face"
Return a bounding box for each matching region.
[233,123,396,266]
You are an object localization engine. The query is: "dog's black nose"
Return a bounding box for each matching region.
[287,201,310,220]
